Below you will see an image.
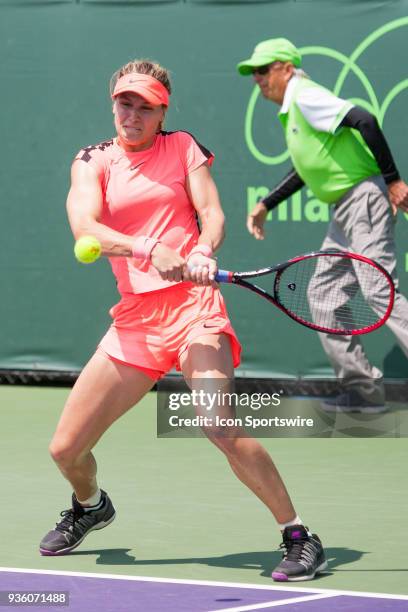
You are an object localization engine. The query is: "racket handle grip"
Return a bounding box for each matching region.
[215,269,233,283]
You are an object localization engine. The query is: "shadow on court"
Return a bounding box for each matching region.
[67,547,366,578]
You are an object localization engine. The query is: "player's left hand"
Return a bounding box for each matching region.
[185,253,218,286]
[388,179,408,214]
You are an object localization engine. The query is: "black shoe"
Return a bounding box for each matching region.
[39,490,115,556]
[272,525,328,581]
[321,390,387,414]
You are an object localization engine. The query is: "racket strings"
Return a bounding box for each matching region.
[275,255,392,333]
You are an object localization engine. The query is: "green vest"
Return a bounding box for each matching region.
[279,79,381,203]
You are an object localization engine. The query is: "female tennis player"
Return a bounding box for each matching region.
[39,59,326,582]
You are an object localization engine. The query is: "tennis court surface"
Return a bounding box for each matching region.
[2,569,408,611]
[0,387,407,611]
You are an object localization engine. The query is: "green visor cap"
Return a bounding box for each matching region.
[237,38,301,75]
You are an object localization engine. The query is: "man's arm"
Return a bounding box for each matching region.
[340,107,408,212]
[247,167,304,240]
[261,167,305,211]
[340,107,399,184]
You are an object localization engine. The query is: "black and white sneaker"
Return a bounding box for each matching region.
[272,525,328,581]
[39,490,115,556]
[321,390,386,414]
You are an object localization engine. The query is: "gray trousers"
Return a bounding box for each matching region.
[316,176,408,403]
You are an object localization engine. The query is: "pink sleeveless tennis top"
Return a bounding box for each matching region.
[75,131,214,295]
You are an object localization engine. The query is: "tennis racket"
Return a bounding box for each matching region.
[215,250,394,335]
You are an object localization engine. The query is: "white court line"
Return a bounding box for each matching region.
[1,567,408,601]
[207,592,339,612]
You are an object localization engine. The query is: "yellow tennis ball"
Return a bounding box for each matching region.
[74,236,102,264]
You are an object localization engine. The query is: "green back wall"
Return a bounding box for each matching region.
[1,0,407,377]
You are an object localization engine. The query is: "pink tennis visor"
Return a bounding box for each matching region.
[112,73,169,106]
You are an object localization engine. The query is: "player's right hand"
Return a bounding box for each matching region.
[185,253,218,286]
[150,243,186,282]
[247,202,268,240]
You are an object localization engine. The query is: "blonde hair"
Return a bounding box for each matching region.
[109,59,172,97]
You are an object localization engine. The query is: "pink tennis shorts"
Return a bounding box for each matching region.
[98,283,241,381]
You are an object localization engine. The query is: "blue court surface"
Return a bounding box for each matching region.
[1,569,408,611]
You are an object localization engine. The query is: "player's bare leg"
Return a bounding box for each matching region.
[180,333,296,524]
[181,333,327,581]
[49,350,154,499]
[40,350,154,555]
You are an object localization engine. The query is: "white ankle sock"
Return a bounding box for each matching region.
[77,488,102,510]
[278,515,303,531]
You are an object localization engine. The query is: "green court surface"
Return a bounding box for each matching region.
[0,386,407,596]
